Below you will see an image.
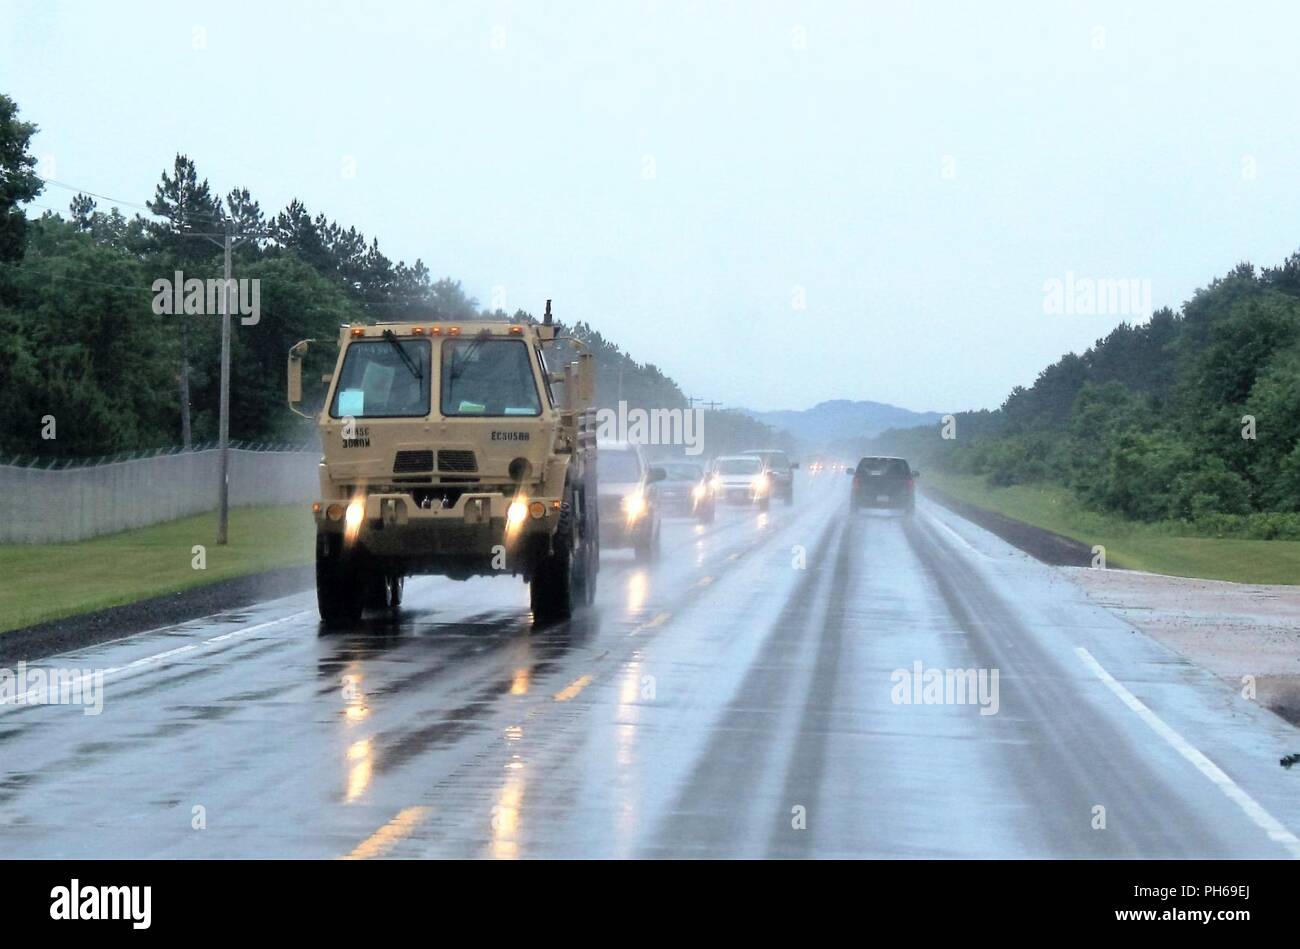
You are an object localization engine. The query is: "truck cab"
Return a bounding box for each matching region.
[287,307,598,625]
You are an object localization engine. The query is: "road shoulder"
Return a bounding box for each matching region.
[0,565,314,664]
[1064,566,1300,727]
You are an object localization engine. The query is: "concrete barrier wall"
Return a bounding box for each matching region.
[0,449,320,544]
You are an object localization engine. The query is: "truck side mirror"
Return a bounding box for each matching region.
[790,462,800,470]
[287,339,318,419]
[287,354,302,404]
[575,352,595,408]
[845,468,855,476]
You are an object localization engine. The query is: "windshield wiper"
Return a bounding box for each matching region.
[382,329,423,382]
[447,336,488,382]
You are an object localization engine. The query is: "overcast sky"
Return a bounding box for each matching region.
[6,1,1300,413]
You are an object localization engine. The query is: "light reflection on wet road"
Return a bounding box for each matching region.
[2,480,1299,858]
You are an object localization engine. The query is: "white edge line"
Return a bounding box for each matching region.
[1075,645,1300,858]
[923,504,993,560]
[0,611,311,707]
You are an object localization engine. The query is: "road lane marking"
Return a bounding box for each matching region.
[343,806,430,860]
[925,510,993,560]
[553,674,593,702]
[0,610,312,709]
[202,611,312,645]
[1075,646,1300,858]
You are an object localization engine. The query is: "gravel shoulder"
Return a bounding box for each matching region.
[1066,566,1300,726]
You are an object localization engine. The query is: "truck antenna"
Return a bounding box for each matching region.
[543,299,553,326]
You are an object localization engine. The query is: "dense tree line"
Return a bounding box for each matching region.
[0,94,760,459]
[877,258,1300,534]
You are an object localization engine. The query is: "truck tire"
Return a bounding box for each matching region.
[317,532,366,627]
[572,493,598,607]
[531,502,577,623]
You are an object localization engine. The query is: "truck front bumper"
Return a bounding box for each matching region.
[313,491,561,557]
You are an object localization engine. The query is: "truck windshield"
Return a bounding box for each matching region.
[598,450,642,483]
[716,458,762,475]
[441,338,542,417]
[330,338,431,418]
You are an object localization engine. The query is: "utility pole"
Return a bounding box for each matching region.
[185,220,262,546]
[217,221,233,545]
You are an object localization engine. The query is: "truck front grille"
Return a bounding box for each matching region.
[437,450,478,473]
[393,450,434,474]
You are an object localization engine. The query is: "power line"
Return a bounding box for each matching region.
[2,167,231,228]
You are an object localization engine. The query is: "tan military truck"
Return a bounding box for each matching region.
[287,302,599,626]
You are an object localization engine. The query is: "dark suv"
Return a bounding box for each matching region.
[848,456,916,514]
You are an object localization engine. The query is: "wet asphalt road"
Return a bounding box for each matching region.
[2,476,1299,859]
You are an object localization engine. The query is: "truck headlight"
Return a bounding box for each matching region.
[752,474,769,495]
[507,500,529,527]
[344,498,365,543]
[691,483,707,501]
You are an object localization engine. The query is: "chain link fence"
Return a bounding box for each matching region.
[0,443,321,544]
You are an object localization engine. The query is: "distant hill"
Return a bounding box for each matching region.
[740,400,944,446]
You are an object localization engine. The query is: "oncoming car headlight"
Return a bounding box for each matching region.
[752,474,770,495]
[623,491,647,521]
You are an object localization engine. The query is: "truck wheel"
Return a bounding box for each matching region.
[573,511,597,607]
[531,506,576,623]
[317,532,365,627]
[573,533,597,606]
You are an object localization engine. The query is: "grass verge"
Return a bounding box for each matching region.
[925,472,1300,585]
[0,505,315,634]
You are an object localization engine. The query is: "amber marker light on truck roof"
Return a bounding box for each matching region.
[350,327,365,337]
[449,326,461,336]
